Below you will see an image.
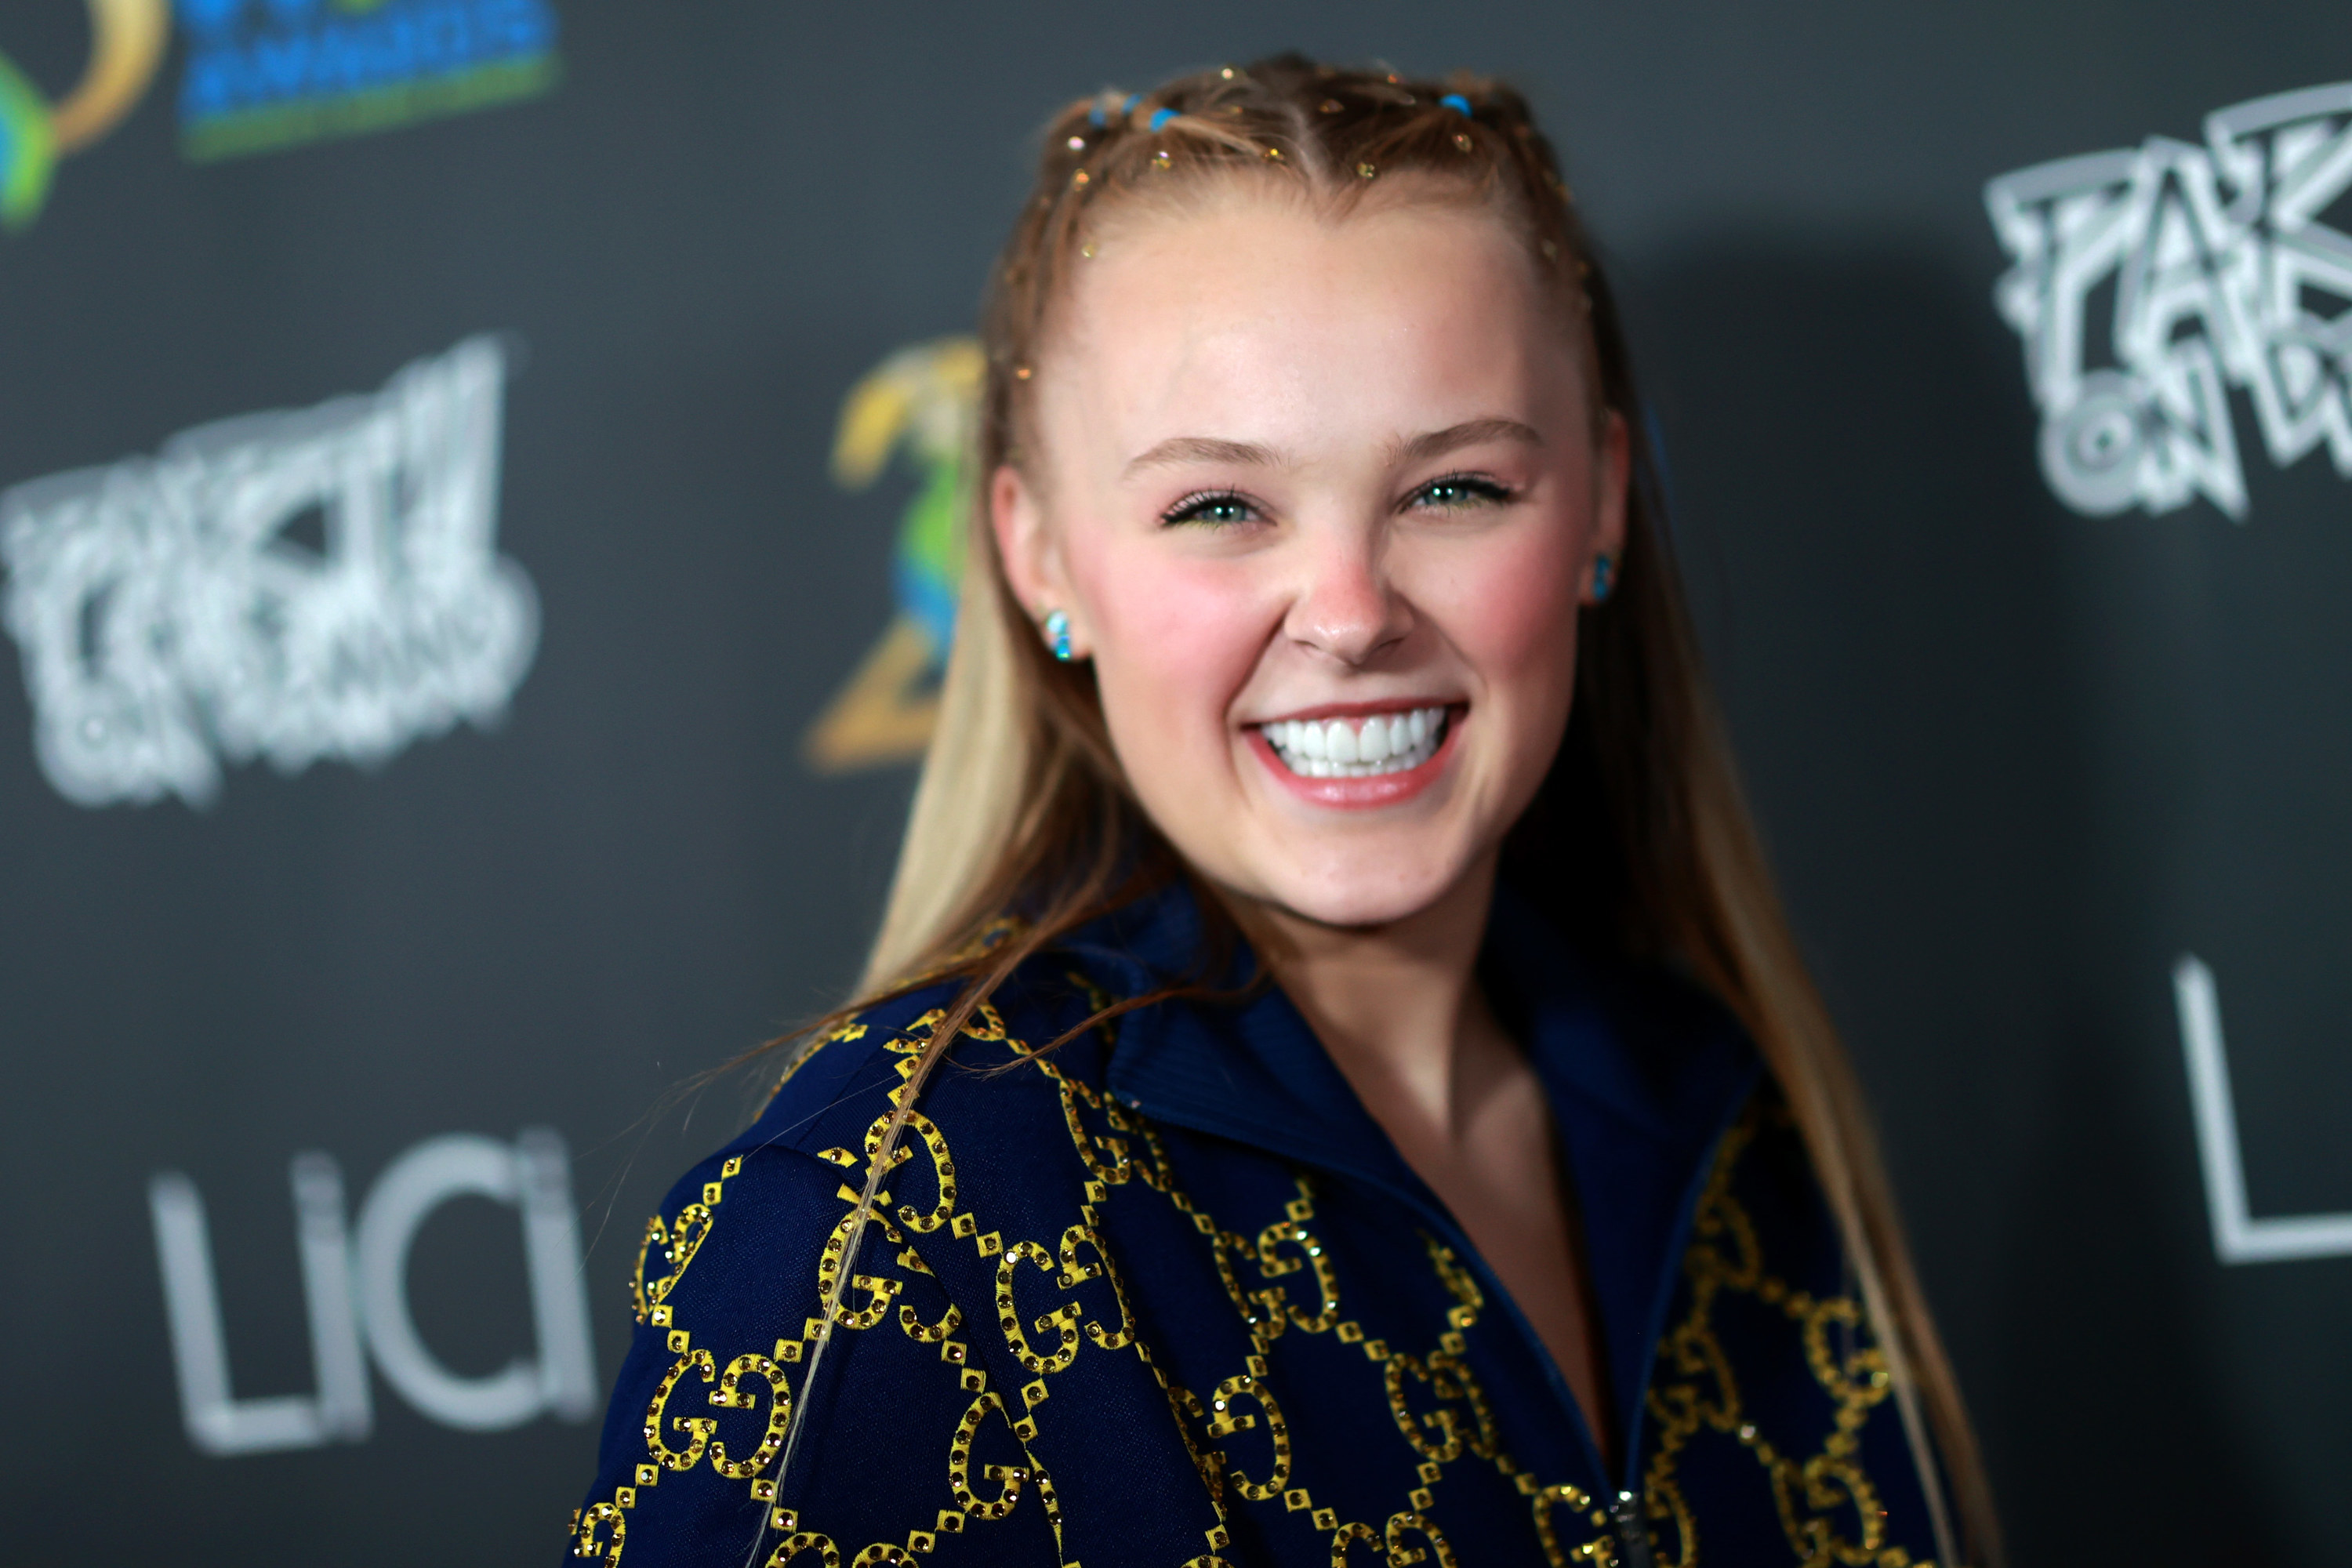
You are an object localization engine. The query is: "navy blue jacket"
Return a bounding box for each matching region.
[568,884,1944,1566]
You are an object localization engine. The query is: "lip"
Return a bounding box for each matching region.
[1243,701,1465,810]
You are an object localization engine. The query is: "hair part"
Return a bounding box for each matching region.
[763,53,1999,1568]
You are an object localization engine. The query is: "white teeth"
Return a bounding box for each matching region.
[1259,706,1450,780]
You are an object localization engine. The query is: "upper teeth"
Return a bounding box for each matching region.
[1261,706,1447,779]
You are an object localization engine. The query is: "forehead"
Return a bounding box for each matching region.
[1037,185,1587,453]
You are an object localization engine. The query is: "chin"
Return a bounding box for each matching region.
[1258,862,1468,932]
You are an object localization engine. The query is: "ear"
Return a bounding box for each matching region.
[989,464,1083,655]
[1583,410,1632,603]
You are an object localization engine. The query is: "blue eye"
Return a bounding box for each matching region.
[1412,474,1514,511]
[1163,491,1259,527]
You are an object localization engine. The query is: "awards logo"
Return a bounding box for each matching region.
[0,336,539,808]
[1987,82,2352,520]
[0,0,562,234]
[176,0,559,164]
[804,336,982,773]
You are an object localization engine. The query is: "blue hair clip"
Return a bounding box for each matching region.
[1440,93,1472,116]
[1089,103,1107,126]
[1149,107,1176,132]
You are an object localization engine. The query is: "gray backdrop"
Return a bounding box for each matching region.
[0,2,2343,1562]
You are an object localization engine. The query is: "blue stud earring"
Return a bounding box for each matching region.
[1044,608,1073,662]
[1591,554,1617,604]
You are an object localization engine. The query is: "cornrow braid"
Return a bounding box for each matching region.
[983,53,1609,480]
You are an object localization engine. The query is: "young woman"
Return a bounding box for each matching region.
[570,55,1998,1568]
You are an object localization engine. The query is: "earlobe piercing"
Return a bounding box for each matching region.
[1043,608,1074,662]
[1591,554,1617,604]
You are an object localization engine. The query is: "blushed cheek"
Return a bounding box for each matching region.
[1073,543,1269,773]
[1448,524,1584,727]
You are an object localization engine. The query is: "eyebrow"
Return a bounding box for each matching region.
[1120,418,1543,481]
[1122,436,1284,477]
[1392,418,1544,464]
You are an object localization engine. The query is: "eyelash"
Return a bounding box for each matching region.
[1160,474,1517,528]
[1410,472,1517,511]
[1161,490,1262,528]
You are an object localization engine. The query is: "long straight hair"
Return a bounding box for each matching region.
[784,54,1997,1567]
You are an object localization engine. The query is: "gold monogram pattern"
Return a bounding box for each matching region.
[572,994,1936,1567]
[1639,1108,1935,1568]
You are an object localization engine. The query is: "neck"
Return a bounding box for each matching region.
[1221,853,1505,1141]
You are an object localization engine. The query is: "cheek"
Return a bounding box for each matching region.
[1431,518,1585,704]
[1069,539,1269,746]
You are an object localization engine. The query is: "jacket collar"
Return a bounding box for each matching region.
[1074,877,1759,1483]
[1479,884,1762,1455]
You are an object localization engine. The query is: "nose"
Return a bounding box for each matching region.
[1283,528,1412,668]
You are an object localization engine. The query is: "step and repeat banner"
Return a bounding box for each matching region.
[0,3,2344,1564]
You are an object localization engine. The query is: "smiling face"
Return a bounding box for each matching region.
[993,182,1628,931]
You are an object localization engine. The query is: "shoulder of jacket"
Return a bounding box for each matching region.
[746,981,956,1145]
[738,957,1120,1160]
[626,960,1121,1327]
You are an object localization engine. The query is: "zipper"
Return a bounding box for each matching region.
[1610,1490,1656,1568]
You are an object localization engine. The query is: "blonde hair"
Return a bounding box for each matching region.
[796,54,1997,1566]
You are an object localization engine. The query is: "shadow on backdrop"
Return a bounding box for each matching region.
[1621,233,2288,1568]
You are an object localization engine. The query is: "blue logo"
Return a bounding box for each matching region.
[175,0,558,162]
